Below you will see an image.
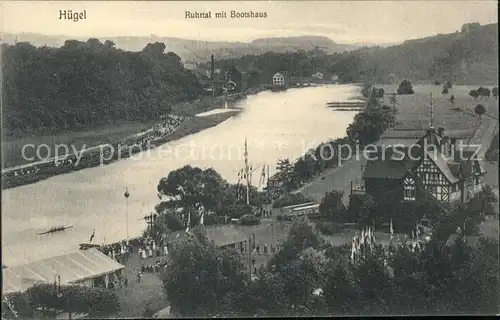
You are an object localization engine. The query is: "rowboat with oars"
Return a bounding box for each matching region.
[37,225,73,235]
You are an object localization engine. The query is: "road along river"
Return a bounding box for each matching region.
[1,84,361,266]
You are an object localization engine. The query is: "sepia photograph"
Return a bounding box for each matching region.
[1,1,499,318]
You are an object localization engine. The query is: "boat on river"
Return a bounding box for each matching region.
[38,225,73,235]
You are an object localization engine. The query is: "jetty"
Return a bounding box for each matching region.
[326,101,365,109]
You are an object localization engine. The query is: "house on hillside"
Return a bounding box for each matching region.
[272,71,289,87]
[312,72,324,80]
[225,66,248,92]
[362,125,486,208]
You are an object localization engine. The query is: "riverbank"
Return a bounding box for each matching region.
[2,95,245,169]
[297,84,499,203]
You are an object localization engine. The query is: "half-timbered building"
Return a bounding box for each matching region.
[362,126,486,208]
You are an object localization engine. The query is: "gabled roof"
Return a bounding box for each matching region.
[232,66,247,74]
[167,225,247,248]
[206,225,247,247]
[2,249,124,294]
[363,149,418,179]
[425,151,461,183]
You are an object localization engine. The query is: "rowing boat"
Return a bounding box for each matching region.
[38,225,73,235]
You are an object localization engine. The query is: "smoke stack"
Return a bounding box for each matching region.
[210,55,214,80]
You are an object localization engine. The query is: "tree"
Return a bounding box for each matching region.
[396,80,414,95]
[492,87,498,100]
[319,190,347,222]
[2,40,202,135]
[348,193,377,226]
[161,227,247,317]
[474,104,486,119]
[276,158,294,189]
[477,87,491,99]
[346,105,395,145]
[377,88,385,98]
[23,283,119,317]
[157,166,227,219]
[469,90,480,100]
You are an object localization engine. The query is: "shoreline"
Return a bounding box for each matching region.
[1,96,246,190]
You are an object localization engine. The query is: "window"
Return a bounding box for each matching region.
[451,184,458,192]
[475,177,480,185]
[404,186,416,201]
[404,177,416,201]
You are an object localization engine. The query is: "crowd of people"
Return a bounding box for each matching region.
[154,115,185,138]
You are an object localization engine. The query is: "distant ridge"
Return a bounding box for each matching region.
[0,33,363,62]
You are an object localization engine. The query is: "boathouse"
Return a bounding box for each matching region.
[362,126,486,207]
[2,248,125,294]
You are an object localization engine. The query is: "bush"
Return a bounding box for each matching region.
[239,214,260,225]
[396,80,414,95]
[316,221,342,235]
[273,193,314,208]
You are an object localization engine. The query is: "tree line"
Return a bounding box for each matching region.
[161,216,499,317]
[2,39,203,135]
[212,23,497,86]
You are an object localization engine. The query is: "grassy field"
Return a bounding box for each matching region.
[299,84,499,204]
[381,84,498,130]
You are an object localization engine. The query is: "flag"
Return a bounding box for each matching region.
[390,219,394,237]
[89,229,95,243]
[185,212,191,233]
[350,239,356,262]
[200,212,204,226]
[372,225,376,244]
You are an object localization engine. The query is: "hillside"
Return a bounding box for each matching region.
[353,23,499,84]
[250,36,358,53]
[1,40,202,136]
[0,33,361,63]
[214,22,498,85]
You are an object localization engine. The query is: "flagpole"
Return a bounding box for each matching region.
[124,188,130,244]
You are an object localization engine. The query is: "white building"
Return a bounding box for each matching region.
[312,72,324,80]
[272,72,286,86]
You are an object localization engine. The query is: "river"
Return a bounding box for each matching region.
[1,84,360,266]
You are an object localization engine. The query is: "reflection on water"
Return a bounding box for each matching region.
[1,85,359,266]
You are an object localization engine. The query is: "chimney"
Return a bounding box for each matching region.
[210,55,214,80]
[210,55,215,96]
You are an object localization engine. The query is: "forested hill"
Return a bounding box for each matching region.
[215,23,498,85]
[356,22,498,84]
[1,33,361,62]
[1,39,203,135]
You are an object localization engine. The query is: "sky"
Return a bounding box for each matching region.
[1,1,498,44]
